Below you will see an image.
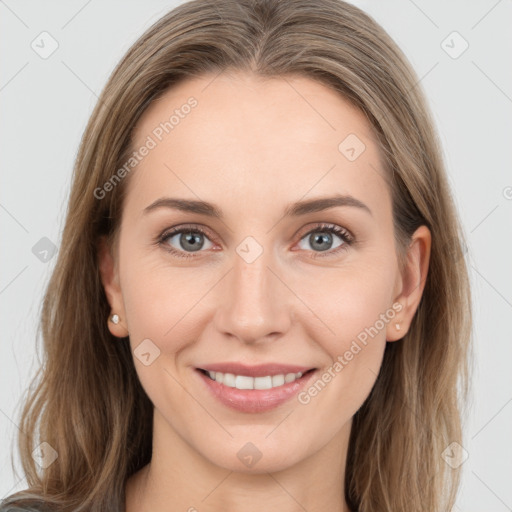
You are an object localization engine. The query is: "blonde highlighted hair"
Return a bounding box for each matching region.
[2,0,472,510]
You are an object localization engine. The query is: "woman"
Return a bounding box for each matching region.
[1,0,472,510]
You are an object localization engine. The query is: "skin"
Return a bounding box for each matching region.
[98,71,431,512]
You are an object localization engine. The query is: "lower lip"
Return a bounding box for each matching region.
[195,368,317,413]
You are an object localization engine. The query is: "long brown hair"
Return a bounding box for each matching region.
[1,0,472,510]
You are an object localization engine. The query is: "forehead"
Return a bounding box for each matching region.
[126,72,390,220]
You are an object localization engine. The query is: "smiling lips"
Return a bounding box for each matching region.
[198,362,315,377]
[198,362,315,389]
[196,362,317,413]
[203,370,305,390]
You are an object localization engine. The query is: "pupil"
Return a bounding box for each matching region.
[311,232,331,252]
[181,232,203,252]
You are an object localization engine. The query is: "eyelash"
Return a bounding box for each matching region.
[156,222,354,260]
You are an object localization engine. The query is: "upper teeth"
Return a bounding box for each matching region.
[206,371,303,390]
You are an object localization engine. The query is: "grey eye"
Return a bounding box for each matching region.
[165,231,214,253]
[297,230,345,252]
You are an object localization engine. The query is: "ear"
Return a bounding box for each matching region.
[98,235,129,338]
[386,225,431,342]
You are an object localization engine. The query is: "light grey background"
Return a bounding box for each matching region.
[1,1,511,509]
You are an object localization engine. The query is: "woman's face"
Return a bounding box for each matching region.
[100,71,430,474]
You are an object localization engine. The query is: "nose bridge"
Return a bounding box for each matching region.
[214,241,291,343]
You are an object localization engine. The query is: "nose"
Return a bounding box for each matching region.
[213,248,293,345]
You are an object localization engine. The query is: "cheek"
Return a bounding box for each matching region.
[292,281,393,436]
[297,257,397,347]
[118,260,201,411]
[293,257,397,401]
[119,244,208,344]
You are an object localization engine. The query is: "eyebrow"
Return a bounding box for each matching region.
[143,194,372,218]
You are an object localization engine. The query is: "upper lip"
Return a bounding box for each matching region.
[197,363,316,377]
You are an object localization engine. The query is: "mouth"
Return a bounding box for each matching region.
[194,365,318,413]
[197,367,317,390]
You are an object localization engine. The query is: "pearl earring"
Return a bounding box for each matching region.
[110,314,120,325]
[395,323,401,331]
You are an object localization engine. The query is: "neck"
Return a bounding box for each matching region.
[125,409,353,512]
